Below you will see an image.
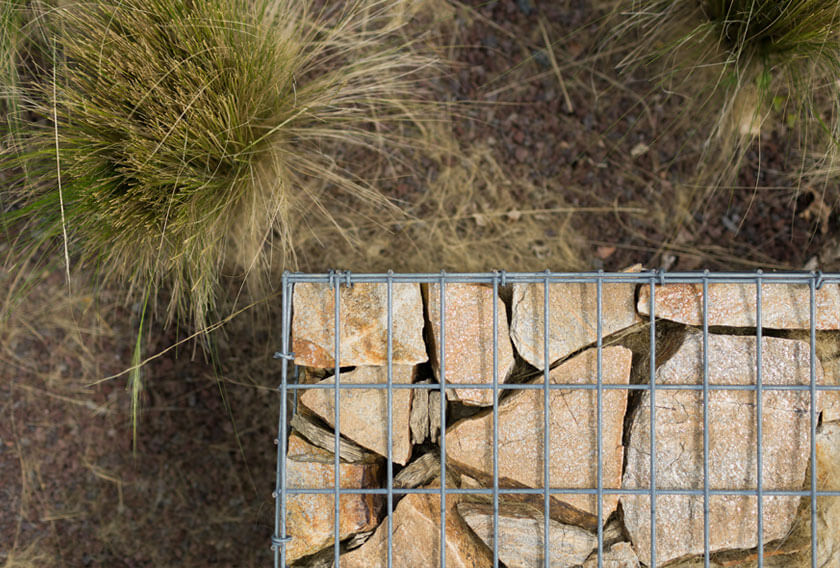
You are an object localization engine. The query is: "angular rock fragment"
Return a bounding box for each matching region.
[289,413,367,463]
[582,542,640,568]
[510,279,639,369]
[457,501,596,567]
[292,282,427,367]
[446,346,632,518]
[816,335,840,423]
[410,379,431,445]
[299,366,415,465]
[339,484,492,568]
[426,283,516,406]
[393,452,440,490]
[285,434,382,563]
[430,390,441,444]
[622,332,821,565]
[637,282,840,329]
[813,422,840,567]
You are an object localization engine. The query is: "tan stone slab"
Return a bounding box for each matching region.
[426,283,516,406]
[510,280,639,370]
[637,282,840,329]
[816,335,840,423]
[582,542,640,568]
[285,434,382,563]
[339,486,492,568]
[814,422,840,567]
[622,332,821,566]
[299,366,415,465]
[457,501,596,567]
[292,282,427,367]
[446,346,632,518]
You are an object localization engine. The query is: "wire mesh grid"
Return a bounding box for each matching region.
[272,270,840,568]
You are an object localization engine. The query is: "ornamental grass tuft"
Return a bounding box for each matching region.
[612,0,840,188]
[2,0,437,330]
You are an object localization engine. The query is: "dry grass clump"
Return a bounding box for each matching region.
[611,0,840,191]
[2,0,439,331]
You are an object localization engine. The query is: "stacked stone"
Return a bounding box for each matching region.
[282,276,840,567]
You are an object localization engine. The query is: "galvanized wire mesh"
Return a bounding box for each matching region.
[272,270,840,568]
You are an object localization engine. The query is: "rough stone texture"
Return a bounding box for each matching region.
[292,282,427,367]
[622,332,821,566]
[409,380,431,445]
[582,542,640,568]
[510,280,639,370]
[637,282,840,329]
[299,366,415,465]
[814,422,840,567]
[339,486,492,568]
[457,501,596,567]
[816,336,840,423]
[285,434,382,563]
[407,379,441,446]
[446,346,632,518]
[426,283,516,406]
[430,390,441,444]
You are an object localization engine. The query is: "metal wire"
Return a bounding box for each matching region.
[273,270,838,567]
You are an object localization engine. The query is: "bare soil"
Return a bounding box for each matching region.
[2,1,838,566]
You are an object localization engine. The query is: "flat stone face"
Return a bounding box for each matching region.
[622,333,820,566]
[510,281,639,370]
[637,282,840,329]
[815,422,840,567]
[299,366,415,465]
[582,542,640,568]
[816,337,840,423]
[339,488,492,568]
[292,282,427,367]
[457,501,596,568]
[285,434,382,563]
[426,283,516,406]
[445,346,632,518]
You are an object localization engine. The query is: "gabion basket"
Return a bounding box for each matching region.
[272,270,840,568]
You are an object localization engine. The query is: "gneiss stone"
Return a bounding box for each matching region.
[510,276,639,370]
[445,346,632,519]
[289,412,367,463]
[339,483,492,568]
[284,433,382,563]
[582,542,640,568]
[622,332,821,566]
[426,283,516,406]
[292,282,427,367]
[299,365,415,465]
[637,282,840,329]
[410,379,443,446]
[457,501,596,567]
[814,422,840,567]
[815,334,840,423]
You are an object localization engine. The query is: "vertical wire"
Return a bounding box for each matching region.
[492,274,500,568]
[702,272,710,568]
[809,276,818,568]
[649,273,657,567]
[755,271,764,568]
[543,271,551,568]
[274,272,292,568]
[333,274,342,563]
[596,272,604,568]
[439,272,447,568]
[387,272,394,568]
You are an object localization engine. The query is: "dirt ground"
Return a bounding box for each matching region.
[2,1,838,566]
